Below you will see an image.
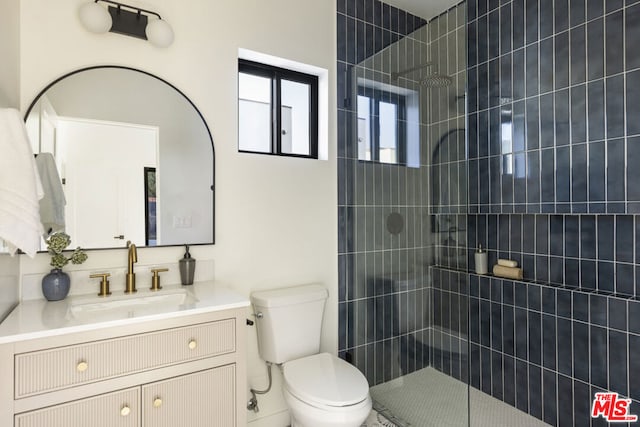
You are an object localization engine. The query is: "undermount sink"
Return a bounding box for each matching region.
[67,288,199,321]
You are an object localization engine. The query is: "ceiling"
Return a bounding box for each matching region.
[383,0,461,20]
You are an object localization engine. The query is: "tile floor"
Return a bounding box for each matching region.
[368,367,551,427]
[361,410,398,427]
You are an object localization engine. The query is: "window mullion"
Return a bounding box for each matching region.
[310,78,319,158]
[399,97,406,165]
[269,74,277,155]
[274,73,282,155]
[371,98,380,162]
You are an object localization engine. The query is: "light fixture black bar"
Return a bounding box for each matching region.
[93,0,162,19]
[107,5,147,39]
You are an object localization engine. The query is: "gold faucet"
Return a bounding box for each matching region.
[125,241,138,293]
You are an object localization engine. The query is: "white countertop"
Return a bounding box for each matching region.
[0,281,250,344]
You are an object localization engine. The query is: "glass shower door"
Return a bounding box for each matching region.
[337,0,470,426]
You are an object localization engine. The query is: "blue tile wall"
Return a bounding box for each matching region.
[337,0,469,387]
[467,213,640,297]
[340,0,640,425]
[461,269,640,427]
[464,0,640,425]
[431,268,470,383]
[337,0,436,387]
[468,0,640,215]
[336,0,427,72]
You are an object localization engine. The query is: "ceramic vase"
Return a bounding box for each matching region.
[41,269,71,301]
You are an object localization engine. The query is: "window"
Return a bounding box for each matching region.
[357,86,407,165]
[238,59,319,158]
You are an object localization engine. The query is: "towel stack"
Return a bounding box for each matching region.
[493,259,524,280]
[0,108,44,257]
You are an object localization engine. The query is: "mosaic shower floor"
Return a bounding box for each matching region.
[361,410,399,427]
[368,367,551,427]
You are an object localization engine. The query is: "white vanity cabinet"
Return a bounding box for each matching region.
[0,307,247,427]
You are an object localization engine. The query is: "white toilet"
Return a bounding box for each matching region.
[250,284,372,427]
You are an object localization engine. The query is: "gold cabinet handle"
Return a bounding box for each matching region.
[153,397,163,408]
[188,339,197,350]
[120,405,131,416]
[76,361,88,372]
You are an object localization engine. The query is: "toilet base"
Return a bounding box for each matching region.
[284,387,372,427]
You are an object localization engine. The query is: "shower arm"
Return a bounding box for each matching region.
[390,62,434,80]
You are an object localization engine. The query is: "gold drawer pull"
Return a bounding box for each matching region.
[188,340,197,350]
[120,405,131,416]
[76,361,88,372]
[153,397,163,408]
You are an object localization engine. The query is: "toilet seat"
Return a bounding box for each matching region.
[282,353,369,407]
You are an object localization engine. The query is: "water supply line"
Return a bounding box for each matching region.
[246,361,273,413]
[246,310,273,413]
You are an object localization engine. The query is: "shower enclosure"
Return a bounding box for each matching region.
[340,0,637,426]
[337,1,470,425]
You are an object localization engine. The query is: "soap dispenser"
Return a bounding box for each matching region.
[474,244,488,275]
[179,245,196,285]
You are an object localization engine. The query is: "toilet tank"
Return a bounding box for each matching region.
[250,284,328,364]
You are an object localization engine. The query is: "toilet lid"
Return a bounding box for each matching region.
[283,353,369,407]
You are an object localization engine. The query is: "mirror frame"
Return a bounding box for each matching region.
[24,65,216,250]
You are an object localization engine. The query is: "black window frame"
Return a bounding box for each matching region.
[238,59,319,159]
[143,167,156,246]
[357,85,408,165]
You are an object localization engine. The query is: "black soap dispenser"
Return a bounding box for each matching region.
[179,245,196,285]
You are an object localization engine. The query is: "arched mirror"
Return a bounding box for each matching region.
[25,66,215,250]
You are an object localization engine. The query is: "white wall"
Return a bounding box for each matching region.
[0,0,21,322]
[0,0,19,108]
[17,0,337,425]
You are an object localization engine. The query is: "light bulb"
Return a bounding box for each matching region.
[78,2,112,34]
[145,19,174,48]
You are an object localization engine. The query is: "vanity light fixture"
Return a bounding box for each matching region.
[78,0,174,48]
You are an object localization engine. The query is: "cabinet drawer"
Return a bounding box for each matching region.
[15,319,235,398]
[15,387,139,427]
[142,364,236,427]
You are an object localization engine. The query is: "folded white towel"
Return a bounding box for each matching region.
[35,152,66,236]
[0,108,44,257]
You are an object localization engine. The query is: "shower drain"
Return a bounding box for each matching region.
[376,411,399,427]
[370,402,411,427]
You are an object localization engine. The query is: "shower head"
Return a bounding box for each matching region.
[421,73,453,88]
[391,62,453,88]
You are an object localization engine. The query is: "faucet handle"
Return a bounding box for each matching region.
[89,273,111,297]
[150,268,169,291]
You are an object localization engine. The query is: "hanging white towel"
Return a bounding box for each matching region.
[0,108,44,257]
[35,152,66,236]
